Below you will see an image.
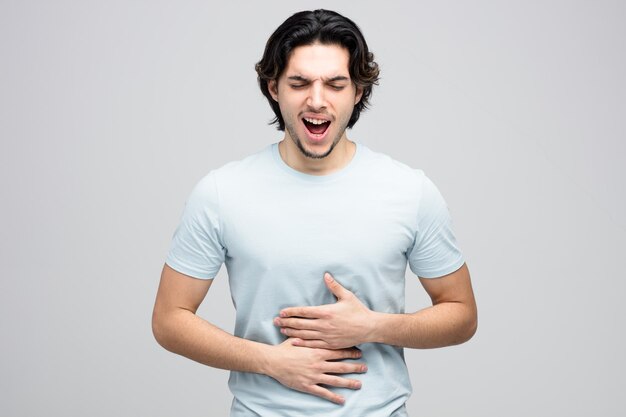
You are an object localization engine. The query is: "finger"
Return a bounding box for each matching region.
[323,347,363,361]
[307,384,345,404]
[291,339,330,349]
[324,272,351,300]
[319,374,362,390]
[274,317,321,330]
[280,327,320,340]
[293,338,345,350]
[323,361,368,375]
[279,306,325,319]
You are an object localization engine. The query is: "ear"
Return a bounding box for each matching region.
[354,86,363,105]
[268,80,279,102]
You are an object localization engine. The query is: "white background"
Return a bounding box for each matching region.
[1,1,624,416]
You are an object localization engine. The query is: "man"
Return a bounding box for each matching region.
[152,9,477,417]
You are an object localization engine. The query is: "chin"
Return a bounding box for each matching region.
[297,138,336,159]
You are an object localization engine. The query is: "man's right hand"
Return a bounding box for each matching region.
[263,338,367,404]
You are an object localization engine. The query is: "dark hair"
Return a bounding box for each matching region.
[255,9,380,131]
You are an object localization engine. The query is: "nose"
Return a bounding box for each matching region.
[306,81,326,110]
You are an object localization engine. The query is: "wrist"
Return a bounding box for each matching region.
[256,342,277,377]
[365,310,385,344]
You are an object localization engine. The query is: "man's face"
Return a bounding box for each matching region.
[269,43,363,159]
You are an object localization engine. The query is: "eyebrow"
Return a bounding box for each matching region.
[287,75,350,83]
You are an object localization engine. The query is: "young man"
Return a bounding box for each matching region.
[152,9,477,417]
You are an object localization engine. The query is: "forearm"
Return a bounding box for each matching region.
[152,308,366,404]
[152,308,272,375]
[277,266,478,350]
[368,301,477,349]
[152,265,367,404]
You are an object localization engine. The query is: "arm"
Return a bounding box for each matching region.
[275,264,477,349]
[370,263,477,348]
[152,263,366,404]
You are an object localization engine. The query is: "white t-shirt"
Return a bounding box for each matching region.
[166,142,465,417]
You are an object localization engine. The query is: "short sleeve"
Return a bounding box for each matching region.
[407,171,465,278]
[165,172,226,279]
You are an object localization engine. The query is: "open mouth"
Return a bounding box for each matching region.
[302,117,331,136]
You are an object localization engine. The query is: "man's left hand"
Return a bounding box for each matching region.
[274,273,375,350]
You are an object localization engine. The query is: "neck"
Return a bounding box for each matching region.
[278,135,356,176]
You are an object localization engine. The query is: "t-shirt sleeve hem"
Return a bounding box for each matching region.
[164,258,218,280]
[412,256,465,279]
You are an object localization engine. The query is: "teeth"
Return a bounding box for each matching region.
[304,117,328,125]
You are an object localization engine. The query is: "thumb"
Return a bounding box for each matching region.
[324,272,350,300]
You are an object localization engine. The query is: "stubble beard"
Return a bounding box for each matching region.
[284,117,348,160]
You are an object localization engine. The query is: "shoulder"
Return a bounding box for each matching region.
[213,145,272,179]
[357,143,430,188]
[193,144,273,192]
